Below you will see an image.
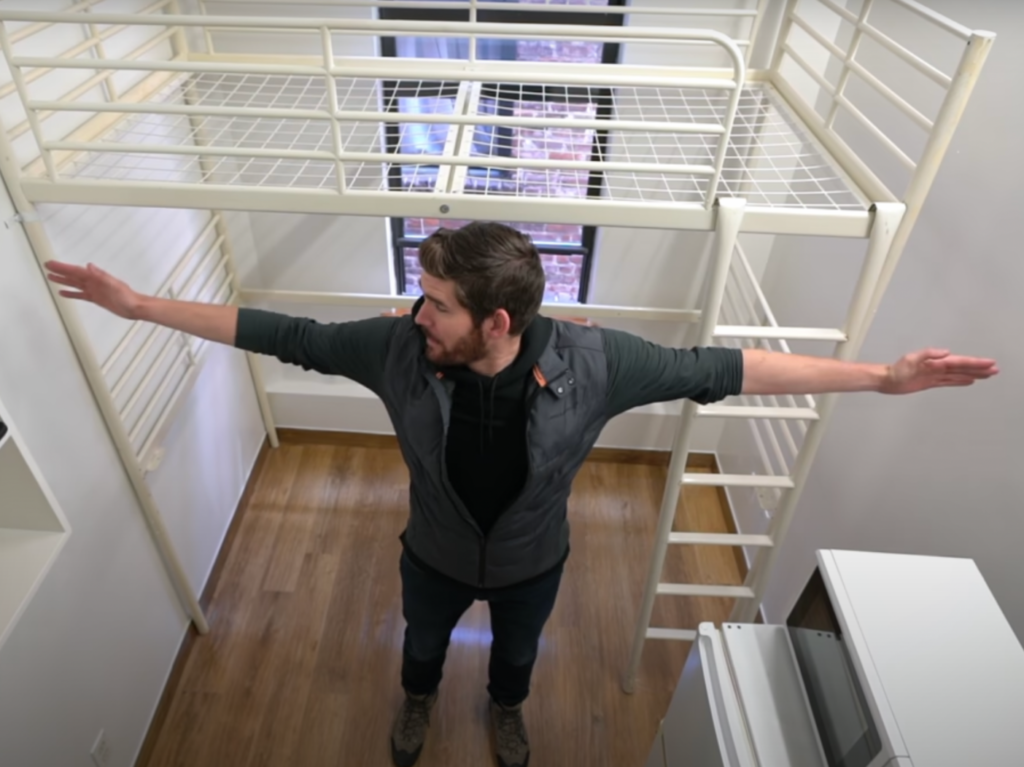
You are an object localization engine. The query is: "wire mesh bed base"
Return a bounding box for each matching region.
[46,73,868,212]
[12,71,872,233]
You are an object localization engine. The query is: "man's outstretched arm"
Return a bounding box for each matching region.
[741,347,999,396]
[45,260,237,344]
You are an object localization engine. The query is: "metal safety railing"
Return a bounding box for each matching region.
[0,5,747,210]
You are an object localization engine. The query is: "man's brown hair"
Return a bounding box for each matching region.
[417,222,546,335]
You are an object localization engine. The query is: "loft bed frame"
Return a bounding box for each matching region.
[0,0,994,694]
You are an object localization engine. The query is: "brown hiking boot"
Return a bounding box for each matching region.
[390,690,438,766]
[489,699,530,767]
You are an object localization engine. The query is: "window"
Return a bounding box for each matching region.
[380,0,625,303]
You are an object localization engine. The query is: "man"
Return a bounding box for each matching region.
[45,221,997,767]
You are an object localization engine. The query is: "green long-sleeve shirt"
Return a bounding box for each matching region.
[234,308,744,417]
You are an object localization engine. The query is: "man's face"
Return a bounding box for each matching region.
[415,272,487,366]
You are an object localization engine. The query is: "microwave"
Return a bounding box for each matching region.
[646,549,1024,767]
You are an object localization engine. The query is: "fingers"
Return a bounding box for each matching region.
[924,357,999,375]
[44,260,88,278]
[46,273,83,289]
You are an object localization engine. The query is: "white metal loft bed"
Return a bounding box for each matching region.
[0,0,994,693]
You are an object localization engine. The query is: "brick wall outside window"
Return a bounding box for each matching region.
[396,34,611,302]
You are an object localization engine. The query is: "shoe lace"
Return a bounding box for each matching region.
[494,706,527,750]
[400,697,432,742]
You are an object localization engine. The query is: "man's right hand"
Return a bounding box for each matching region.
[45,260,143,319]
[44,260,239,345]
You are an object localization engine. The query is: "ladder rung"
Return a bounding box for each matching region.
[682,473,794,489]
[669,532,774,547]
[657,583,756,599]
[714,325,847,342]
[646,627,698,641]
[697,404,819,420]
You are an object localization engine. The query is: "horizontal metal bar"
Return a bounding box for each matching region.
[43,140,718,176]
[814,0,858,25]
[656,584,756,599]
[682,473,795,489]
[103,215,221,375]
[196,51,744,83]
[7,27,181,141]
[205,21,751,48]
[889,0,971,40]
[713,326,847,342]
[13,53,740,91]
[696,405,820,420]
[0,11,745,52]
[815,0,955,88]
[770,73,895,207]
[646,628,698,641]
[788,12,937,149]
[17,178,874,238]
[7,0,109,44]
[11,55,325,77]
[240,288,702,323]
[28,99,728,136]
[127,341,191,444]
[668,532,774,547]
[846,59,933,132]
[856,21,952,88]
[790,10,846,63]
[201,0,757,16]
[835,92,917,170]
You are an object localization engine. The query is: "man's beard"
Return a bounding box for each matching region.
[424,325,487,367]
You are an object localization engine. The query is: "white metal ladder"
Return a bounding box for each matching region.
[622,199,906,693]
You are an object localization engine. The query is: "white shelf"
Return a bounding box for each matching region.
[0,412,69,651]
[0,529,67,646]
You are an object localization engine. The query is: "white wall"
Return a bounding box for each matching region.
[744,2,1024,636]
[0,184,258,766]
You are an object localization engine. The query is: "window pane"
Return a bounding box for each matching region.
[401,223,585,303]
[540,252,585,303]
[395,96,456,189]
[402,217,582,246]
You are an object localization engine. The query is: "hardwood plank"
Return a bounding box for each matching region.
[133,437,272,767]
[136,442,746,767]
[276,428,718,469]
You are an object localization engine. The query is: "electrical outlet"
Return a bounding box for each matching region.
[91,729,112,767]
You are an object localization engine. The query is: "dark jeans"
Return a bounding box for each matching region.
[399,549,564,707]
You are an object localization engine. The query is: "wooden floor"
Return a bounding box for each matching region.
[137,433,746,767]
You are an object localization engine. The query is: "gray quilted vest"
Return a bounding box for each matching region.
[380,316,610,588]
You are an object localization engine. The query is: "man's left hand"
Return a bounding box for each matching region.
[881,348,999,394]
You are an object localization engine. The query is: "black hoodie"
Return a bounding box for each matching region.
[437,314,553,537]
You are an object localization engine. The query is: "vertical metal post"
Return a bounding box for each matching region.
[0,119,209,634]
[704,52,746,210]
[624,199,746,693]
[853,32,995,354]
[166,1,280,450]
[729,202,905,624]
[769,0,800,77]
[746,0,772,69]
[826,0,875,130]
[322,26,348,195]
[212,211,280,450]
[469,0,478,65]
[198,0,215,55]
[84,6,118,102]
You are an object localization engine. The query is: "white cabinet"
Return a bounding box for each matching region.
[0,400,70,651]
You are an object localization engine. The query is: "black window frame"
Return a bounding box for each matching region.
[380,0,626,304]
